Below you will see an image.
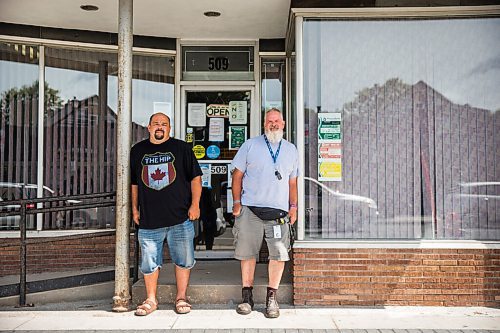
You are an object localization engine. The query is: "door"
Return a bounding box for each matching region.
[181,87,256,258]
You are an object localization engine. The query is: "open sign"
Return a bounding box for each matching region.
[207,104,229,118]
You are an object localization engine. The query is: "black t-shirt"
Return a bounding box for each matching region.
[130,138,202,229]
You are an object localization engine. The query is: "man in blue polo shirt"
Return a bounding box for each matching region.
[231,108,299,318]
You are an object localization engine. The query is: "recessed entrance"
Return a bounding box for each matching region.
[181,88,255,259]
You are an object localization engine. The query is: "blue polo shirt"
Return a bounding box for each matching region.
[231,135,299,212]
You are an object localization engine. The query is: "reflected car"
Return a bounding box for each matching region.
[0,182,55,230]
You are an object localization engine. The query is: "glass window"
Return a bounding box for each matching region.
[303,18,500,240]
[261,58,286,132]
[44,47,174,230]
[0,42,39,230]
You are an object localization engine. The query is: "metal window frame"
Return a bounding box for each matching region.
[289,5,500,241]
[0,36,176,231]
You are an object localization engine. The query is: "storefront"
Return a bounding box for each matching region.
[0,1,499,306]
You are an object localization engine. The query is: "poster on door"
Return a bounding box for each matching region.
[229,126,247,150]
[200,163,211,187]
[229,101,247,124]
[208,118,225,142]
[188,103,206,127]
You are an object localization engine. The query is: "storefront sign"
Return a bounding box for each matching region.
[206,104,229,118]
[184,49,252,72]
[229,126,247,150]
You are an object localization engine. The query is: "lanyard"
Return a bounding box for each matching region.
[263,135,282,164]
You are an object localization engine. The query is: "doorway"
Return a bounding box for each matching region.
[181,87,256,259]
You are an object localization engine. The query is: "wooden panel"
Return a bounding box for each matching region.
[341,106,351,238]
[45,108,54,229]
[368,87,378,238]
[459,104,470,239]
[30,96,37,184]
[475,107,488,239]
[495,112,500,240]
[72,103,78,195]
[376,85,386,238]
[450,103,461,238]
[426,84,436,239]
[352,99,362,238]
[385,81,395,238]
[64,104,72,226]
[468,106,480,239]
[86,99,93,194]
[92,99,99,196]
[0,102,6,182]
[79,102,85,196]
[399,83,410,238]
[412,84,421,238]
[416,82,431,238]
[434,92,445,238]
[15,98,22,183]
[359,93,370,238]
[307,110,320,238]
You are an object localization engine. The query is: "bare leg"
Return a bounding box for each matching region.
[144,268,159,303]
[175,265,191,301]
[241,259,256,287]
[174,265,192,313]
[268,260,285,289]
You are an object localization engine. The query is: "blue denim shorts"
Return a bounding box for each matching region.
[138,219,196,275]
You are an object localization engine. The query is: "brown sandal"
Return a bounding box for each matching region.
[135,299,158,316]
[175,298,191,314]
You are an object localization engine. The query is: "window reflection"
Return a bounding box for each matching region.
[43,47,174,230]
[303,18,500,240]
[261,58,286,132]
[0,42,39,230]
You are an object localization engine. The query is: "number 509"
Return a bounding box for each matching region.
[208,57,229,70]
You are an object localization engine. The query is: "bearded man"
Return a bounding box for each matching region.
[230,108,299,318]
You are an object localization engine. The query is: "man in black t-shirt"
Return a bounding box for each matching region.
[131,113,202,316]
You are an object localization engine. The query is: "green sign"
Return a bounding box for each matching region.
[229,126,247,150]
[318,113,342,141]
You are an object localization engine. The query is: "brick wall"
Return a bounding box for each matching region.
[0,232,143,277]
[293,248,500,307]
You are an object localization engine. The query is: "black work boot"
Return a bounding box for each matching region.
[236,286,254,315]
[265,287,280,318]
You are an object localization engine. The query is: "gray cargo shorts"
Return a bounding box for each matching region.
[232,205,290,261]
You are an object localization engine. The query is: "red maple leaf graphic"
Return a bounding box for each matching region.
[151,168,166,183]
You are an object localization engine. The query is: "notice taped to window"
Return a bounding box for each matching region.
[318,113,342,181]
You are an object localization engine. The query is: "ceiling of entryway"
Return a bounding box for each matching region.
[0,0,291,39]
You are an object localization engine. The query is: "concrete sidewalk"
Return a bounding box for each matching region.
[1,299,499,332]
